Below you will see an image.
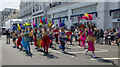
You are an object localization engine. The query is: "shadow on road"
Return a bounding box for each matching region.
[87,54,116,65]
[43,53,58,59]
[63,51,77,57]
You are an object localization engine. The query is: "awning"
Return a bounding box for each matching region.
[52,16,68,20]
[71,12,97,17]
[110,9,120,16]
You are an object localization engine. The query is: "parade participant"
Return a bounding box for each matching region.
[74,27,79,42]
[16,30,23,51]
[53,26,60,44]
[21,30,26,51]
[66,29,73,45]
[49,27,53,48]
[41,26,51,54]
[33,28,38,49]
[12,30,17,48]
[24,28,31,56]
[85,24,96,58]
[29,28,33,45]
[59,27,66,52]
[37,28,42,50]
[78,24,86,48]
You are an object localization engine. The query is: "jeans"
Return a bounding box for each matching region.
[105,37,108,44]
[108,38,111,45]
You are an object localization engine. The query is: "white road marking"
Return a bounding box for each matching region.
[91,58,120,60]
[49,48,75,57]
[69,50,109,54]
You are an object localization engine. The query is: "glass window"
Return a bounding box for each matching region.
[119,11,120,18]
[113,11,119,19]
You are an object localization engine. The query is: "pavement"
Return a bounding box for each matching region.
[0,35,119,66]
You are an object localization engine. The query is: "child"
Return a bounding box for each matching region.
[53,27,60,44]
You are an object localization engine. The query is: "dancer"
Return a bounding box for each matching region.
[85,24,96,58]
[66,29,73,45]
[49,27,53,48]
[37,28,42,50]
[24,28,31,56]
[21,30,26,51]
[12,30,17,48]
[41,26,51,54]
[33,28,38,49]
[53,27,60,44]
[78,24,86,48]
[17,30,23,51]
[29,28,33,45]
[59,27,66,52]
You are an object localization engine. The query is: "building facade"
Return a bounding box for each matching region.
[19,1,120,30]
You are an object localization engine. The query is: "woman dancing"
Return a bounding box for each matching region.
[59,27,66,52]
[78,24,86,49]
[85,24,96,58]
[41,26,51,54]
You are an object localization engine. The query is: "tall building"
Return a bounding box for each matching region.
[19,2,33,23]
[19,1,120,30]
[0,8,18,27]
[46,2,120,30]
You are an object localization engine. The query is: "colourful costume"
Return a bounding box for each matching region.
[33,32,37,48]
[17,34,23,48]
[41,32,51,53]
[66,31,72,45]
[49,31,53,48]
[24,31,30,53]
[53,29,59,43]
[59,32,66,51]
[78,31,86,48]
[87,30,95,51]
[37,31,42,48]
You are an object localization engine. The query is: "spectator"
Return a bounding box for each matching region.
[99,28,104,44]
[6,29,10,44]
[96,28,99,44]
[108,29,112,45]
[111,29,115,43]
[104,28,109,44]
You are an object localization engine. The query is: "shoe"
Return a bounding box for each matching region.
[13,46,16,48]
[35,47,38,49]
[19,47,23,51]
[93,55,96,58]
[78,44,80,46]
[17,46,19,49]
[85,50,88,55]
[45,52,48,54]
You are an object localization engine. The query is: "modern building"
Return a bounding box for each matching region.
[19,1,120,30]
[19,2,33,23]
[46,2,120,30]
[0,8,18,27]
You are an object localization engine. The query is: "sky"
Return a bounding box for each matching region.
[0,0,20,11]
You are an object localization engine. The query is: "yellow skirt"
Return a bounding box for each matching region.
[37,39,42,48]
[87,36,95,44]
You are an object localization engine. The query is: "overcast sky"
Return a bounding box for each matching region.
[0,0,20,11]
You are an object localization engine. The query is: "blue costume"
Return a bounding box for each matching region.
[59,32,66,51]
[24,31,30,53]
